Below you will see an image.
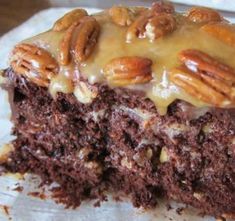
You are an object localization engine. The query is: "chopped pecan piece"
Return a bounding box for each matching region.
[11,43,58,87]
[201,22,235,47]
[126,12,176,42]
[169,49,235,106]
[74,81,98,104]
[59,16,100,65]
[53,9,88,31]
[103,56,152,86]
[187,7,222,23]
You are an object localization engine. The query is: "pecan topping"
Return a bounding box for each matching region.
[74,16,100,63]
[169,49,235,106]
[126,11,176,42]
[59,16,100,65]
[103,56,152,86]
[151,1,175,14]
[201,22,235,47]
[109,6,135,26]
[145,14,176,41]
[187,7,222,23]
[53,9,88,31]
[109,6,147,27]
[11,43,58,87]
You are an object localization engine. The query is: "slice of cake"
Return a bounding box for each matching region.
[1,1,235,219]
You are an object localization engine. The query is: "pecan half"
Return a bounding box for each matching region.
[103,56,152,86]
[169,49,235,106]
[201,22,235,47]
[169,66,229,106]
[145,14,176,41]
[11,43,58,87]
[53,9,88,31]
[179,49,235,84]
[151,1,175,14]
[59,16,100,65]
[126,11,176,42]
[109,6,135,26]
[109,6,147,27]
[74,16,100,63]
[187,7,222,23]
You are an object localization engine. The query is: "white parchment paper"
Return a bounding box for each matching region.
[0,7,234,221]
[171,0,235,12]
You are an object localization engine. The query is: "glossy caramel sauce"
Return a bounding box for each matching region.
[23,9,235,114]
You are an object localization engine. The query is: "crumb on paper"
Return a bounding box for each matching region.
[28,191,47,200]
[166,203,172,211]
[0,204,10,218]
[12,185,23,192]
[176,207,185,215]
[0,144,14,163]
[0,70,6,84]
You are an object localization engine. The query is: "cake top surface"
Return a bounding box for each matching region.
[8,1,235,114]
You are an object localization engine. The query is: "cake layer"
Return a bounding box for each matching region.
[1,69,235,218]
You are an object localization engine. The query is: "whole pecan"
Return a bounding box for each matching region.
[103,56,152,86]
[187,7,222,23]
[126,10,176,42]
[169,49,235,106]
[11,43,58,87]
[53,9,88,31]
[59,16,100,65]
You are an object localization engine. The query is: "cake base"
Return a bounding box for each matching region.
[1,69,235,218]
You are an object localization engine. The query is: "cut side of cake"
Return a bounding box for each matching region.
[0,1,235,219]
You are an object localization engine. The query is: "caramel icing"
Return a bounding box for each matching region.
[21,8,235,114]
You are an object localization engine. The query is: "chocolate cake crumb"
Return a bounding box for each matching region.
[12,186,23,192]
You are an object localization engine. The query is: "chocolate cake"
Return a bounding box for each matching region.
[0,1,235,220]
